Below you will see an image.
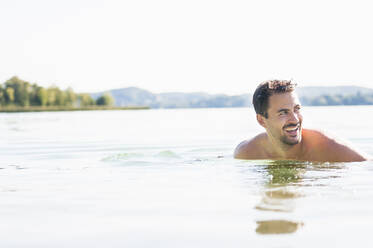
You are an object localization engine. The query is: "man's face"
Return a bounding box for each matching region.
[261,91,303,146]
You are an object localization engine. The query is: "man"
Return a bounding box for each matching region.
[234,80,368,162]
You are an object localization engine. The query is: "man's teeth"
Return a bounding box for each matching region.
[285,127,298,131]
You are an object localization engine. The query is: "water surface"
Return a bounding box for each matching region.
[1,106,372,247]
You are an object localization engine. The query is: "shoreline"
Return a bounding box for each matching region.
[0,106,150,113]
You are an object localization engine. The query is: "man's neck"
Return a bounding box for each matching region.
[266,135,304,160]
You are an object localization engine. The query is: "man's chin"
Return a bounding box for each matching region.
[281,128,302,145]
[281,136,301,146]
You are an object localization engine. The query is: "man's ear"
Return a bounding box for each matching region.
[256,114,267,128]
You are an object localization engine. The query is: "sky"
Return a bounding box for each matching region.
[1,0,373,94]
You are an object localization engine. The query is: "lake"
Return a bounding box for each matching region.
[1,106,373,247]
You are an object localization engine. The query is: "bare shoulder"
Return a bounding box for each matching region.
[234,133,267,159]
[303,128,368,162]
[304,128,357,147]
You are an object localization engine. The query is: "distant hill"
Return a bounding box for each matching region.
[91,87,157,107]
[91,85,373,108]
[297,86,373,98]
[91,87,250,108]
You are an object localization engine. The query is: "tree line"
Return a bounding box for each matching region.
[0,76,114,107]
[1,76,373,108]
[300,92,373,106]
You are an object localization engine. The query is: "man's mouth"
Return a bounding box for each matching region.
[283,125,300,136]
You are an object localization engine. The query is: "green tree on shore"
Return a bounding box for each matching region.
[78,93,95,107]
[5,87,15,104]
[0,85,5,106]
[0,76,83,108]
[96,93,114,106]
[36,87,48,106]
[65,88,76,107]
[5,76,31,106]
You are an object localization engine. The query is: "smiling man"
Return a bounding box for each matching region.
[234,80,368,162]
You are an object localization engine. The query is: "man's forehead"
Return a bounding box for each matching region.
[268,91,300,110]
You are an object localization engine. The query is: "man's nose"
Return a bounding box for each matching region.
[288,111,299,123]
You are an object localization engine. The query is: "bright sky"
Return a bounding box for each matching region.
[1,0,373,94]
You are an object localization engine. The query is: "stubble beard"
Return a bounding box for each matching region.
[280,127,302,146]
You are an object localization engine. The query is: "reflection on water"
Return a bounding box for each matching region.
[255,189,303,213]
[256,220,304,234]
[265,160,307,185]
[254,160,345,235]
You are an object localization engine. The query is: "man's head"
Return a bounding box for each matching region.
[253,80,297,118]
[253,80,302,146]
